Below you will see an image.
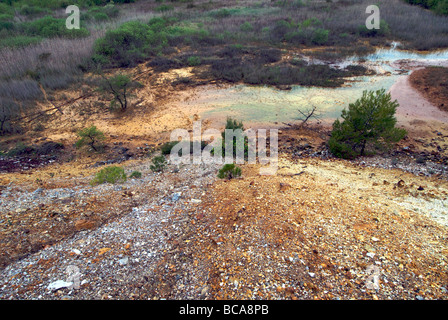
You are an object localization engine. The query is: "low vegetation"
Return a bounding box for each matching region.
[150,155,167,173]
[97,72,141,112]
[404,0,448,15]
[129,170,142,179]
[0,98,20,135]
[217,163,242,180]
[90,166,127,186]
[75,125,105,152]
[212,117,249,160]
[161,140,208,156]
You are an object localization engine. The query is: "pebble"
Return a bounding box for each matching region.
[47,280,73,291]
[172,192,182,201]
[118,257,129,266]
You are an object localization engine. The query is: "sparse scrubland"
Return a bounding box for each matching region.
[1,0,448,135]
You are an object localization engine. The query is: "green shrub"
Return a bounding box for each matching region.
[13,0,71,9]
[435,0,448,15]
[210,8,232,18]
[19,5,50,16]
[240,21,254,32]
[161,141,179,155]
[187,55,201,66]
[217,164,242,179]
[155,4,174,12]
[84,4,119,21]
[7,142,35,157]
[75,125,105,152]
[0,14,14,31]
[98,73,141,111]
[90,166,127,186]
[271,19,294,40]
[404,0,448,15]
[358,19,390,37]
[22,16,89,38]
[93,21,164,67]
[0,3,13,15]
[312,28,329,45]
[92,12,109,21]
[161,140,208,156]
[150,155,167,172]
[148,16,170,32]
[129,170,142,178]
[328,89,407,159]
[211,117,249,160]
[223,117,244,131]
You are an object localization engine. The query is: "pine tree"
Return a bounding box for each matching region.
[328,89,406,159]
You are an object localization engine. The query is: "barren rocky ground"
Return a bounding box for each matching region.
[0,141,447,300]
[0,45,447,301]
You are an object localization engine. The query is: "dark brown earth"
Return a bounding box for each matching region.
[409,67,448,113]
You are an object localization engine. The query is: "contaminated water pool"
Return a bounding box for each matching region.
[177,46,448,126]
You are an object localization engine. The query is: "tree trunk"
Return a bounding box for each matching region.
[89,136,97,152]
[360,139,367,156]
[122,87,127,111]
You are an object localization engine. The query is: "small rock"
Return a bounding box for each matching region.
[118,257,129,266]
[200,286,209,296]
[98,248,112,255]
[33,188,44,194]
[397,180,405,188]
[279,183,291,192]
[172,192,182,201]
[47,280,73,291]
[366,252,375,258]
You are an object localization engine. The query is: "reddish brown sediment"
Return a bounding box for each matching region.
[409,67,448,113]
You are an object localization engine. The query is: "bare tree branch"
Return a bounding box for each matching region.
[296,105,322,128]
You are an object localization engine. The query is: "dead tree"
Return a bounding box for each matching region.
[296,105,322,128]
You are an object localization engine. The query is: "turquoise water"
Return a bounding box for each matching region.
[188,74,400,125]
[180,47,448,126]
